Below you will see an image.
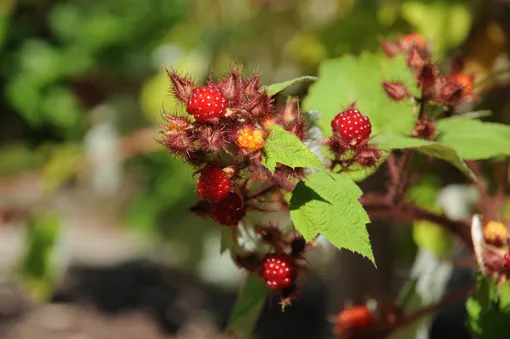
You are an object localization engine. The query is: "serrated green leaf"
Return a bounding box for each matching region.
[303,52,418,137]
[289,172,374,263]
[266,76,318,96]
[374,134,475,180]
[436,117,510,160]
[227,274,267,339]
[467,274,510,339]
[262,125,325,173]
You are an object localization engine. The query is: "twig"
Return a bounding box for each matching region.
[361,195,473,251]
[246,184,279,201]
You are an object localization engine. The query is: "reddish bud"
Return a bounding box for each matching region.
[449,53,465,75]
[355,147,382,168]
[417,63,439,97]
[159,131,195,158]
[161,113,192,133]
[382,81,411,101]
[165,68,196,103]
[198,126,226,152]
[412,119,436,139]
[400,33,426,52]
[281,97,300,123]
[218,65,244,105]
[246,92,274,117]
[407,46,426,71]
[335,306,375,336]
[380,38,402,57]
[244,74,262,99]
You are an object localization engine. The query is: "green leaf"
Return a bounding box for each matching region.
[303,52,418,137]
[374,134,475,180]
[401,2,472,56]
[467,274,510,339]
[262,125,325,173]
[227,274,267,339]
[266,76,318,96]
[436,117,510,160]
[289,172,374,263]
[19,212,61,301]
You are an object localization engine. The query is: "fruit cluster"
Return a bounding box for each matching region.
[381,33,477,140]
[324,105,382,173]
[159,66,314,304]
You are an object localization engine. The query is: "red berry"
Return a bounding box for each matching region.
[259,253,297,289]
[335,306,375,335]
[331,109,372,144]
[196,167,231,202]
[209,193,245,226]
[187,86,227,122]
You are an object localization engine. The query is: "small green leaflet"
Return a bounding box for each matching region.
[262,125,325,173]
[374,134,476,180]
[227,274,267,339]
[266,76,318,96]
[436,117,510,160]
[303,52,418,137]
[466,274,510,339]
[289,172,375,264]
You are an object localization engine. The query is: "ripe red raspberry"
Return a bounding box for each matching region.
[331,109,372,145]
[335,305,375,335]
[196,167,231,202]
[209,193,245,226]
[259,253,297,289]
[186,86,227,122]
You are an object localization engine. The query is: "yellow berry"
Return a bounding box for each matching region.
[236,126,265,152]
[484,221,508,246]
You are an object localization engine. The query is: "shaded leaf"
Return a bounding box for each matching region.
[266,76,318,96]
[374,134,475,180]
[227,274,267,339]
[289,172,374,263]
[436,117,510,160]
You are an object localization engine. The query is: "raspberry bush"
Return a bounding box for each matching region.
[158,33,510,339]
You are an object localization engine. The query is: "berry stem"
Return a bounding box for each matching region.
[247,184,279,201]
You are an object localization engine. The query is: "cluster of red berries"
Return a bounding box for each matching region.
[159,66,310,227]
[324,105,382,172]
[380,33,477,141]
[232,226,311,308]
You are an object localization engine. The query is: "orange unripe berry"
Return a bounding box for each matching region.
[484,221,508,247]
[400,33,426,50]
[448,73,474,97]
[236,126,265,152]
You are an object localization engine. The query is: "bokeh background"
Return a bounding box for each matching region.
[0,0,509,338]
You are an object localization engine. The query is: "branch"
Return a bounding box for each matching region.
[361,195,473,252]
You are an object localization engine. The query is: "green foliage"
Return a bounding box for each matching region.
[303,52,418,136]
[467,274,510,339]
[227,274,267,339]
[262,125,325,173]
[374,134,475,179]
[289,172,374,263]
[266,76,318,96]
[436,117,510,160]
[19,212,62,301]
[401,1,472,56]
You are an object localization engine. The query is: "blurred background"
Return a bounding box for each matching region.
[0,0,509,338]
